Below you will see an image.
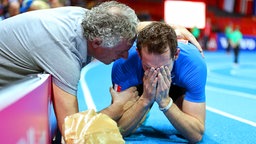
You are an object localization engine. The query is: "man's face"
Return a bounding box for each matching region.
[96,38,135,64]
[140,46,174,73]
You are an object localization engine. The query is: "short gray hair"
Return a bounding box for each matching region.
[82,1,139,48]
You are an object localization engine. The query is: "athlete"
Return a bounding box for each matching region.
[112,22,207,143]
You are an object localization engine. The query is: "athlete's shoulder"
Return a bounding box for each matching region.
[173,41,207,84]
[177,41,205,64]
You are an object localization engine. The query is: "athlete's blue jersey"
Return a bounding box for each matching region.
[112,41,207,102]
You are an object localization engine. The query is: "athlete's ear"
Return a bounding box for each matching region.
[92,38,102,48]
[174,48,180,60]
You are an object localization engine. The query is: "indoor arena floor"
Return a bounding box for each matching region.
[77,50,256,144]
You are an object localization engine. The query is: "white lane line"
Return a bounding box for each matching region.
[81,82,96,111]
[206,86,256,100]
[80,62,97,111]
[207,76,256,89]
[206,106,256,127]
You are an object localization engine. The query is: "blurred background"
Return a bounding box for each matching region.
[1,0,256,52]
[99,0,256,52]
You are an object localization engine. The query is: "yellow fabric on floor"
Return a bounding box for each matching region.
[63,109,125,144]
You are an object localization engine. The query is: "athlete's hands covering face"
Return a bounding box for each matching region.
[142,65,174,108]
[155,66,172,108]
[142,67,158,104]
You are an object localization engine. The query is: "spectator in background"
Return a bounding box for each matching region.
[8,0,20,16]
[230,25,243,66]
[191,26,200,41]
[202,18,211,50]
[20,0,50,13]
[225,22,233,54]
[0,0,7,20]
[0,0,20,20]
[49,0,67,8]
[137,12,152,21]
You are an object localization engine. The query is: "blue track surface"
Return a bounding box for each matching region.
[77,50,256,143]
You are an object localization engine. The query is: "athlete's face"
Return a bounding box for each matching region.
[140,46,174,73]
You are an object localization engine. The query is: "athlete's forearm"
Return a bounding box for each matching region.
[117,96,152,136]
[100,103,124,121]
[163,103,205,143]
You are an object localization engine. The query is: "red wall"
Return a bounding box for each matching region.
[118,0,256,36]
[118,0,164,21]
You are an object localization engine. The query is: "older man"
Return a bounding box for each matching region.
[0,1,139,136]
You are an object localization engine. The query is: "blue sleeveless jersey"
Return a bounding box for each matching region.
[112,42,207,102]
